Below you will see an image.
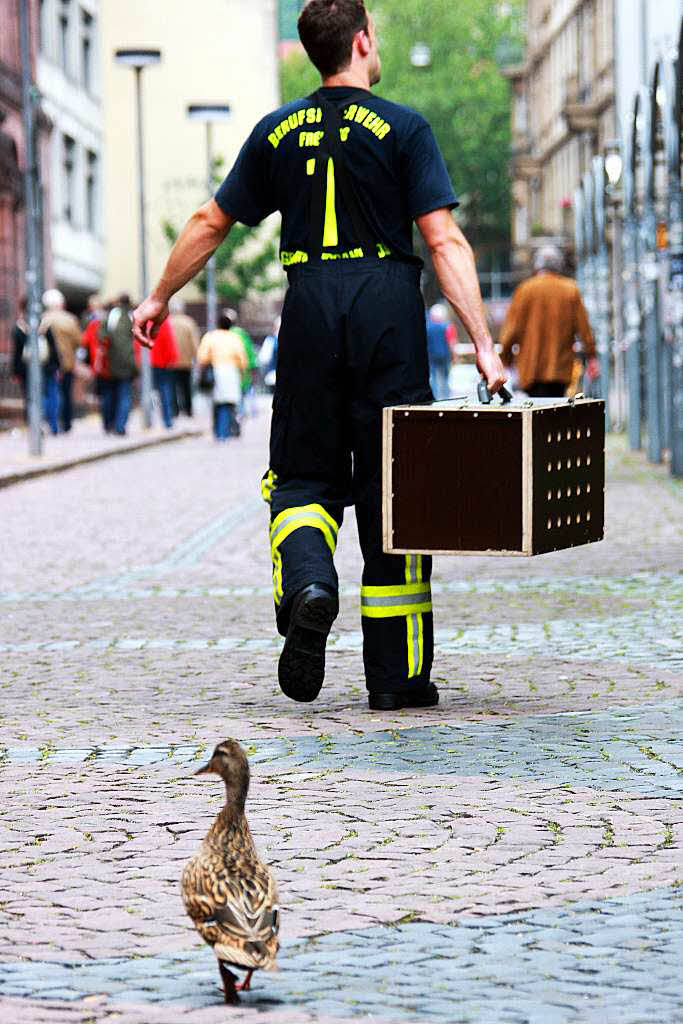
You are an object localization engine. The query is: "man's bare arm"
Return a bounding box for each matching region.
[133,199,234,346]
[416,208,506,393]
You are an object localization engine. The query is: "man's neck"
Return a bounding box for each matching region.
[322,66,371,90]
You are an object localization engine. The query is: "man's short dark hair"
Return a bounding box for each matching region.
[298,0,369,78]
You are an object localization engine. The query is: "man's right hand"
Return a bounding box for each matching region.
[476,345,507,395]
[133,295,168,349]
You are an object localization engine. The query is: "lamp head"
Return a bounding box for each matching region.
[114,48,162,70]
[410,42,431,68]
[187,104,231,123]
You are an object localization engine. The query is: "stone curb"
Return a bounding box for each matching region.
[0,427,204,490]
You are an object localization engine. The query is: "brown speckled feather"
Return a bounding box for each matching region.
[182,806,279,970]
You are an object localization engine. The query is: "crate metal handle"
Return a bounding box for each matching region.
[477,378,513,405]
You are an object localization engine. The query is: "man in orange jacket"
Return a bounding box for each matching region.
[501,245,599,397]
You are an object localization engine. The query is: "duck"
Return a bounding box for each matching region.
[181,739,279,1004]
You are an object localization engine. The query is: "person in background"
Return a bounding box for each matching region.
[501,245,599,398]
[149,314,178,428]
[426,302,452,401]
[229,311,258,425]
[40,288,82,432]
[83,295,113,432]
[12,295,61,434]
[168,297,200,417]
[104,294,137,435]
[259,315,280,393]
[197,308,247,441]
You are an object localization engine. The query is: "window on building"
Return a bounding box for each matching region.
[63,135,76,224]
[80,8,94,92]
[85,150,98,233]
[58,0,71,74]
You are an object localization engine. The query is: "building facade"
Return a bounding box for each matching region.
[37,0,104,310]
[507,0,683,271]
[0,0,50,393]
[506,0,616,270]
[100,0,279,304]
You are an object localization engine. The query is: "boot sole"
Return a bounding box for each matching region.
[368,686,439,711]
[278,594,336,703]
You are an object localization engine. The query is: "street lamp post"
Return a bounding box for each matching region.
[663,35,683,478]
[623,99,642,450]
[187,104,231,332]
[582,169,596,399]
[639,84,664,463]
[604,141,625,430]
[19,0,42,456]
[114,48,161,428]
[574,184,585,299]
[592,155,611,427]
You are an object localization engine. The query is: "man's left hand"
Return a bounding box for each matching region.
[133,295,168,349]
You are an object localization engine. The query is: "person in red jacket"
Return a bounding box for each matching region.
[83,296,113,431]
[148,315,178,428]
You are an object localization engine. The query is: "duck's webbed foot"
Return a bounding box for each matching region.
[236,968,254,992]
[218,961,240,1004]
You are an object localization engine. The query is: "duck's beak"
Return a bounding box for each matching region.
[194,760,213,776]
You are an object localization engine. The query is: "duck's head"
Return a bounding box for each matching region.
[194,739,250,807]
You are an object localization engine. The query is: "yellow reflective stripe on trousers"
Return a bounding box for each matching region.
[361,581,429,598]
[360,570,430,676]
[406,554,425,677]
[269,504,339,605]
[359,590,431,617]
[270,504,338,553]
[405,553,423,585]
[261,469,278,505]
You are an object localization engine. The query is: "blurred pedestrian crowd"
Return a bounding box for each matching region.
[11,291,279,440]
[10,246,596,441]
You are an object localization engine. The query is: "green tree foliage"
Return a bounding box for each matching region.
[280,0,522,246]
[162,219,279,307]
[161,156,280,307]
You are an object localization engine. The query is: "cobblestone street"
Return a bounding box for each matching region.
[1,403,682,1023]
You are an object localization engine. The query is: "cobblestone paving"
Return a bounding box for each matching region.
[0,406,682,1023]
[2,888,683,1022]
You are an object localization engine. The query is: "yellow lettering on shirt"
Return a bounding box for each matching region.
[280,250,309,266]
[321,247,365,260]
[298,130,325,148]
[269,105,391,151]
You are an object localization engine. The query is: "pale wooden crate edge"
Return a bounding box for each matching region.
[383,534,604,557]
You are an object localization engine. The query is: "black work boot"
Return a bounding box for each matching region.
[367,683,439,711]
[278,584,338,703]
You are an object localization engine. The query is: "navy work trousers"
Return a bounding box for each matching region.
[264,260,434,695]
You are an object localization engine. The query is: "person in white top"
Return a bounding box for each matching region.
[197,309,247,440]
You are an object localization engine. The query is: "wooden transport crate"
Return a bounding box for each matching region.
[382,397,605,556]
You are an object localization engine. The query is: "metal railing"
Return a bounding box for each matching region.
[573,19,683,478]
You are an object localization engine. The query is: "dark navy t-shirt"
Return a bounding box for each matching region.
[214,86,457,268]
